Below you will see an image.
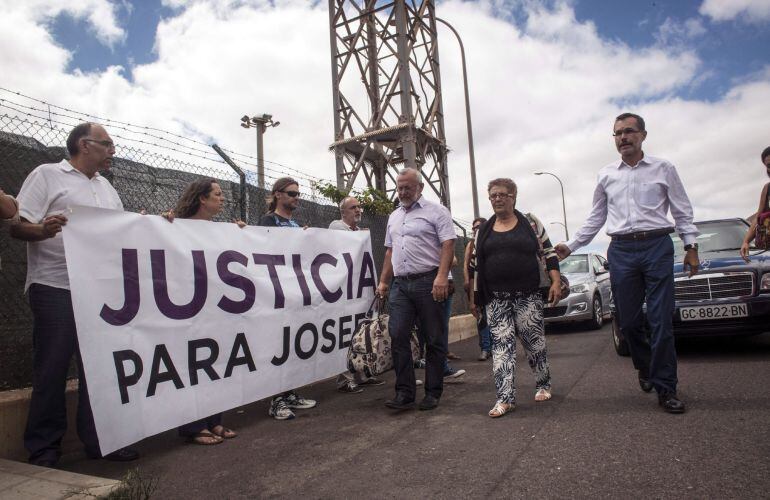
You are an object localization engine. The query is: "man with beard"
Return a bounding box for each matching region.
[377,168,456,411]
[555,113,699,414]
[329,196,385,392]
[11,123,139,466]
[258,177,318,420]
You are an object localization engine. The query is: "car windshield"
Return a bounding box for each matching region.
[670,219,749,259]
[560,255,589,274]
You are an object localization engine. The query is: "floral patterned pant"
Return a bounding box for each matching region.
[485,290,551,404]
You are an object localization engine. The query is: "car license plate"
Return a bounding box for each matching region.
[679,304,748,321]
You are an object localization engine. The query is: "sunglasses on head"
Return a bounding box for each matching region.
[281,190,301,198]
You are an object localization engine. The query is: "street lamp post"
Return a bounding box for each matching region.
[534,171,568,240]
[240,114,280,189]
[436,17,479,218]
[549,221,567,241]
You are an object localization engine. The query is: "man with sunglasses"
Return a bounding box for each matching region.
[329,196,385,393]
[464,217,492,361]
[11,123,139,466]
[554,113,699,414]
[259,177,303,228]
[258,177,318,420]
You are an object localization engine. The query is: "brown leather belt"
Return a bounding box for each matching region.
[611,228,674,242]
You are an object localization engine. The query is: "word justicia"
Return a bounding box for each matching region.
[100,248,377,326]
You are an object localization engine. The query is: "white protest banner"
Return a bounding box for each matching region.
[62,206,376,454]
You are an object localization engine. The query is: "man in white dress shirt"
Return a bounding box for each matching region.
[555,113,699,414]
[11,123,139,465]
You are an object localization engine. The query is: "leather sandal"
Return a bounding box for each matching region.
[188,430,223,445]
[488,402,513,418]
[535,388,552,402]
[211,425,237,439]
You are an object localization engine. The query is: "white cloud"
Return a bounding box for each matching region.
[0,0,126,47]
[655,17,707,47]
[699,0,770,23]
[0,0,769,252]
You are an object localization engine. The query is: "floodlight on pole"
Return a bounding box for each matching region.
[240,113,280,189]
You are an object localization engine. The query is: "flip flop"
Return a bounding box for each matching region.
[535,388,552,402]
[211,425,238,439]
[188,430,223,445]
[488,402,513,418]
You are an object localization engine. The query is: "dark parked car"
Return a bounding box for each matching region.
[612,218,770,356]
[544,253,612,329]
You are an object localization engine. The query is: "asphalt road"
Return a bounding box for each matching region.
[61,324,770,499]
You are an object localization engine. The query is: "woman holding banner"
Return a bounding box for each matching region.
[167,178,243,445]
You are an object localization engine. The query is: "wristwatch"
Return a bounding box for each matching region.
[684,243,698,252]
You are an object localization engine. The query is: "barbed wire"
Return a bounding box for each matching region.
[0,87,473,230]
[0,87,329,187]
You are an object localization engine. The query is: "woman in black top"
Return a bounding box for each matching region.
[472,178,562,418]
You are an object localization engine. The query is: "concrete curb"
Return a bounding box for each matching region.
[0,458,120,499]
[0,381,80,462]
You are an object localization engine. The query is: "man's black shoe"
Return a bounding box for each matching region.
[638,373,653,393]
[87,447,140,462]
[658,392,686,414]
[384,394,414,410]
[418,395,440,411]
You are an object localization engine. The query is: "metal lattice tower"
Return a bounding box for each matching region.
[328,0,450,208]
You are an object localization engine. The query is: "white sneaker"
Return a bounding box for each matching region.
[444,368,466,379]
[269,398,295,420]
[284,392,317,409]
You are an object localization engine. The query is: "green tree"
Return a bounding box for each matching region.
[312,181,393,215]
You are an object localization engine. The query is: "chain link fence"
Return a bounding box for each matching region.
[0,108,471,390]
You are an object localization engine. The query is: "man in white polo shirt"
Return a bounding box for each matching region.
[11,123,138,466]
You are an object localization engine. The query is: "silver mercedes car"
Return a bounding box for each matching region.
[544,252,613,329]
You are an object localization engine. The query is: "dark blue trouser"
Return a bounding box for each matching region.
[608,234,678,394]
[388,272,447,401]
[24,284,101,462]
[416,292,453,373]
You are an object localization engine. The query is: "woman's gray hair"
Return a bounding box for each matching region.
[487,178,517,196]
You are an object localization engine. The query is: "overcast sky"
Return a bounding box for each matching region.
[1,0,769,253]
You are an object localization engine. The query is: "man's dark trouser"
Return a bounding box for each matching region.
[388,271,447,402]
[608,234,678,394]
[25,284,100,463]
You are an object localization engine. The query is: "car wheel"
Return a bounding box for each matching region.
[611,315,630,356]
[588,295,603,330]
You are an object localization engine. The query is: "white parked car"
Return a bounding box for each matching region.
[544,253,613,329]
